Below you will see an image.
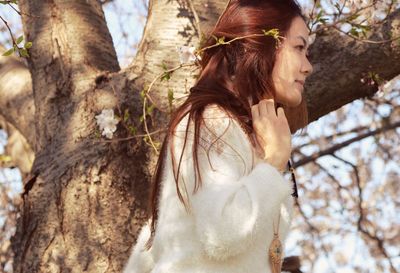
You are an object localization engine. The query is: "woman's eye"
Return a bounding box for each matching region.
[295,45,310,58]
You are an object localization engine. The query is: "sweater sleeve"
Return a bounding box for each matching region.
[122,221,153,273]
[171,105,293,261]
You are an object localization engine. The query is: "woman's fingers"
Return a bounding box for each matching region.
[265,99,276,116]
[251,104,260,120]
[258,98,277,117]
[277,106,285,118]
[258,99,269,117]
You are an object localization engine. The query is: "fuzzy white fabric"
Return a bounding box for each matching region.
[123,104,295,273]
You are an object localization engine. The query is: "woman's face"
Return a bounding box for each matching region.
[272,16,313,107]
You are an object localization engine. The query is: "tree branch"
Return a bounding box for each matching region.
[0,51,35,148]
[306,8,400,123]
[332,154,397,273]
[0,116,34,175]
[294,120,400,168]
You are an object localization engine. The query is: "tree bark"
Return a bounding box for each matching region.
[11,1,150,272]
[305,8,400,123]
[1,0,398,272]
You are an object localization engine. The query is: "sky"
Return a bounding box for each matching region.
[1,1,399,272]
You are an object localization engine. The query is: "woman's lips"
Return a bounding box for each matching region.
[295,80,304,90]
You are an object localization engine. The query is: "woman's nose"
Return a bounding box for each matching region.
[303,58,313,77]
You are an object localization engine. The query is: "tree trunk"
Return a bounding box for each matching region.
[10,1,150,272]
[0,0,397,272]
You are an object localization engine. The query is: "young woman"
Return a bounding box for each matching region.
[124,0,313,272]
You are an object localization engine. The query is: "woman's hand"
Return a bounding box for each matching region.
[251,98,291,172]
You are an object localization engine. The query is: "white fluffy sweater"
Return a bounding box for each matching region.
[123,105,295,273]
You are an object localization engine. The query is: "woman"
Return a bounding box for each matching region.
[124,0,313,272]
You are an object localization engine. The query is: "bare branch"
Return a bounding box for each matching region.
[294,120,400,168]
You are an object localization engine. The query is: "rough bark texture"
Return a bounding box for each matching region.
[0,0,396,272]
[305,9,400,123]
[10,1,150,272]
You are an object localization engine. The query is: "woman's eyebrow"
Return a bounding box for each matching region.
[296,35,308,47]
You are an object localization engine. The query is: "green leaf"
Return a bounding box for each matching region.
[24,41,32,49]
[19,48,29,57]
[263,28,280,39]
[359,25,371,38]
[16,35,23,44]
[2,47,14,56]
[168,88,174,105]
[146,104,155,115]
[128,125,137,135]
[349,27,359,37]
[334,3,341,12]
[0,155,12,163]
[161,61,168,71]
[140,89,146,99]
[316,10,323,20]
[347,13,360,22]
[160,71,171,81]
[218,36,225,45]
[123,109,130,122]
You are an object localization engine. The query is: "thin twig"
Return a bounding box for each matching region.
[310,2,376,35]
[7,2,20,15]
[0,14,16,48]
[6,1,40,18]
[142,90,159,153]
[196,31,284,54]
[140,63,195,153]
[186,0,201,40]
[92,129,166,143]
[331,24,400,44]
[332,154,397,273]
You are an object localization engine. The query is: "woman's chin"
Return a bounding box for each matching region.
[279,97,302,108]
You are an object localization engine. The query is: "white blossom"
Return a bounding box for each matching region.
[308,33,316,46]
[95,109,119,139]
[176,45,198,64]
[376,81,391,98]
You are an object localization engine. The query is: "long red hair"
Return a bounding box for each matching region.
[145,0,308,248]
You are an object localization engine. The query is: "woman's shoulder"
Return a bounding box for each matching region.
[175,103,234,133]
[202,104,251,140]
[202,103,239,131]
[201,104,253,155]
[174,103,250,148]
[203,103,232,119]
[173,103,255,172]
